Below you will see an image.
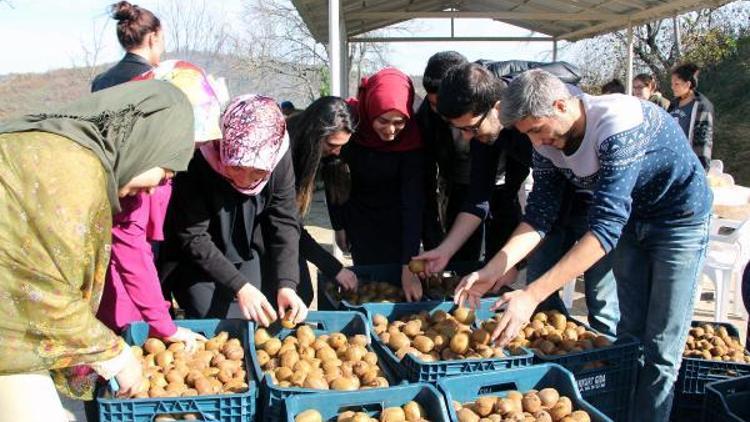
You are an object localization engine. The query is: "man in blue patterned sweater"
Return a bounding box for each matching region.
[455,69,712,421]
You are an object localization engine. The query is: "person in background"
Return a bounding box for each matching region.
[414,63,531,279]
[416,51,485,260]
[286,96,358,302]
[329,68,425,301]
[95,61,222,349]
[456,70,711,421]
[280,100,300,118]
[633,73,670,110]
[669,62,715,169]
[160,95,308,326]
[0,80,197,420]
[92,1,164,91]
[601,78,625,94]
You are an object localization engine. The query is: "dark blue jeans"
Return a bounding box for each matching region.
[526,213,619,336]
[614,218,709,422]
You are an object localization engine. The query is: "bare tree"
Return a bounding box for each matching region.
[236,0,406,103]
[70,15,111,87]
[572,2,750,89]
[156,0,231,61]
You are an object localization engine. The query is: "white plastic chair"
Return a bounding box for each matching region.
[696,217,750,322]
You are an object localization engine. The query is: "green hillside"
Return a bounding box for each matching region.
[700,36,750,185]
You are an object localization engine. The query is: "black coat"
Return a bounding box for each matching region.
[91,53,152,92]
[329,142,424,266]
[159,150,300,295]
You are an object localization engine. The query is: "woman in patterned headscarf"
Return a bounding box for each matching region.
[160,95,308,327]
[0,79,196,420]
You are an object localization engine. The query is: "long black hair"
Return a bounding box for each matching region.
[287,96,355,215]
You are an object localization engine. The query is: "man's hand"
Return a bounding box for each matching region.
[335,230,350,253]
[411,247,452,278]
[489,290,540,347]
[454,269,496,309]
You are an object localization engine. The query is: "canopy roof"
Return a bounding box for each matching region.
[292,0,732,43]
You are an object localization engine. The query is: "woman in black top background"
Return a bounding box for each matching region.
[91,1,165,92]
[160,95,307,327]
[330,68,425,302]
[287,97,359,302]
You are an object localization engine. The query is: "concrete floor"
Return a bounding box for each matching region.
[62,192,749,420]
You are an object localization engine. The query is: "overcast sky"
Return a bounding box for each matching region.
[0,0,572,77]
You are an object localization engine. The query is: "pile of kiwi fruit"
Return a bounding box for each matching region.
[126,331,248,399]
[295,401,431,422]
[328,281,405,305]
[452,388,592,422]
[683,323,750,363]
[505,311,612,357]
[254,325,391,390]
[373,307,519,362]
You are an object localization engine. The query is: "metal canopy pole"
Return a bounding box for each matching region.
[626,20,634,95]
[328,0,344,260]
[328,0,341,97]
[553,39,558,61]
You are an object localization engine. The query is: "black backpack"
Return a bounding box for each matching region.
[476,59,582,86]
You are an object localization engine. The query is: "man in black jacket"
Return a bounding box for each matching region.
[415,61,532,269]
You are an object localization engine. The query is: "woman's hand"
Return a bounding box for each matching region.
[277,287,309,324]
[164,327,208,353]
[114,349,144,398]
[236,283,277,327]
[402,265,423,302]
[489,289,540,347]
[335,230,350,253]
[335,268,358,291]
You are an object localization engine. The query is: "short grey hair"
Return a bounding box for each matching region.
[500,69,572,127]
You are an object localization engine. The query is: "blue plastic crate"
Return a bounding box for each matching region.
[317,262,484,311]
[437,363,613,422]
[248,311,401,421]
[284,383,450,422]
[97,319,256,422]
[704,375,750,422]
[362,301,534,383]
[676,321,750,396]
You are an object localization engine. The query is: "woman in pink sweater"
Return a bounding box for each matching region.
[96,60,223,347]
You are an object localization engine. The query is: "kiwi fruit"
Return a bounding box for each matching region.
[408,259,426,273]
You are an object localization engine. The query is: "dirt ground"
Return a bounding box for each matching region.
[61,190,748,420]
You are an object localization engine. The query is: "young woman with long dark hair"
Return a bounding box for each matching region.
[287,97,358,302]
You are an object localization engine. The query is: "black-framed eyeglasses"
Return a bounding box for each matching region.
[452,109,490,135]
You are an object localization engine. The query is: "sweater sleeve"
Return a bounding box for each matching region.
[400,150,425,264]
[586,131,647,252]
[109,199,177,338]
[262,151,301,290]
[522,151,566,237]
[169,163,249,293]
[461,139,501,218]
[299,224,343,278]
